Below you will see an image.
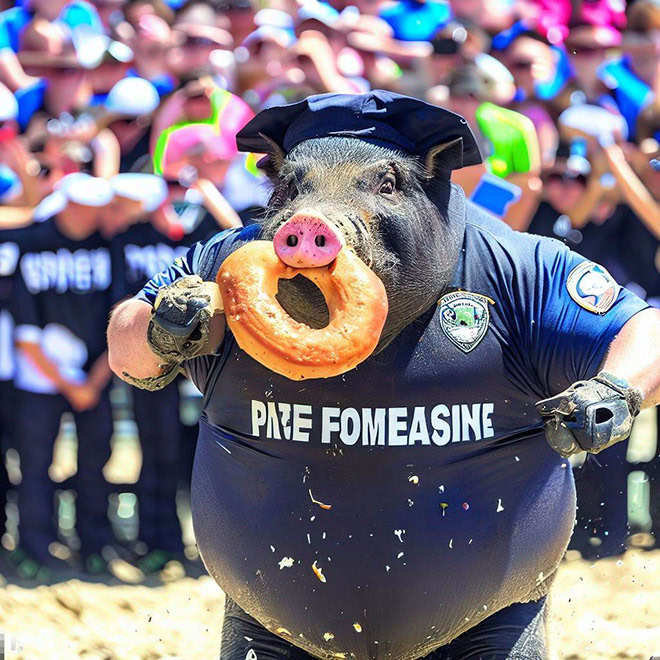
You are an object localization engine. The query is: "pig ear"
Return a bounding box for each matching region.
[257,132,286,175]
[423,137,464,180]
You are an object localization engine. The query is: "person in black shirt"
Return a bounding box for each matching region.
[528,154,660,557]
[0,229,22,560]
[109,173,222,570]
[10,173,117,577]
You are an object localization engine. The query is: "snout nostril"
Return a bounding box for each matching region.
[315,235,326,248]
[286,235,298,247]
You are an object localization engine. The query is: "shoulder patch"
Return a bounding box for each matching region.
[438,291,491,353]
[566,261,620,314]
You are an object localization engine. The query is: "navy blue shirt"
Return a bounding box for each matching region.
[137,187,646,658]
[10,218,112,393]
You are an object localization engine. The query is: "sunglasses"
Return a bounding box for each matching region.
[546,172,587,186]
[183,36,218,49]
[509,60,534,71]
[570,45,606,56]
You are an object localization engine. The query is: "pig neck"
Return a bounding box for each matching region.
[375,182,467,353]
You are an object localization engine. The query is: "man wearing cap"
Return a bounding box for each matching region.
[9,172,116,577]
[108,172,214,570]
[108,91,660,657]
[101,76,161,172]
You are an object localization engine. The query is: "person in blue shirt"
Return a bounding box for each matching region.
[107,91,660,659]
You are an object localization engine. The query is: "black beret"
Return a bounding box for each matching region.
[236,90,482,171]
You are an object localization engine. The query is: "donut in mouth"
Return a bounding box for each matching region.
[217,240,389,380]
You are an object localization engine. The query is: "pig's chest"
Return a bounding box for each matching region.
[204,292,541,457]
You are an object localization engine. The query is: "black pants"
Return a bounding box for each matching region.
[219,596,548,660]
[15,389,113,561]
[132,384,183,553]
[570,440,629,558]
[0,380,14,532]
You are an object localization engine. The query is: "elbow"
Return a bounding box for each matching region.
[107,313,128,379]
[107,299,162,381]
[107,344,125,380]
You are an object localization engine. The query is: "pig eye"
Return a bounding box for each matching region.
[379,176,396,196]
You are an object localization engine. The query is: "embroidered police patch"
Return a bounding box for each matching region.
[566,261,619,314]
[439,291,491,353]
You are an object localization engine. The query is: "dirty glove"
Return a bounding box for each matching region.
[123,276,223,392]
[535,372,643,457]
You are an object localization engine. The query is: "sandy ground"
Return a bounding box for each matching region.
[0,550,656,660]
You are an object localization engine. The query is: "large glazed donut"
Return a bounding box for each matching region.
[217,241,388,380]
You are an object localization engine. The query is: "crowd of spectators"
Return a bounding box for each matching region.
[0,0,657,581]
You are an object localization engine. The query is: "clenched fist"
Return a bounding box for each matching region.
[535,372,643,458]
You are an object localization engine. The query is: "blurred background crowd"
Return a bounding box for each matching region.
[0,0,657,583]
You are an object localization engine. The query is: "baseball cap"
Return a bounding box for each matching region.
[159,124,239,177]
[153,87,255,176]
[254,8,295,30]
[448,54,515,104]
[56,172,115,207]
[243,25,297,49]
[111,173,168,212]
[172,23,234,50]
[297,2,341,27]
[104,77,160,117]
[559,104,629,141]
[237,90,481,172]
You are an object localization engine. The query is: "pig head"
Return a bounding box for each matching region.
[257,135,467,352]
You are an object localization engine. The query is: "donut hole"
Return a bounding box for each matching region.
[276,275,330,329]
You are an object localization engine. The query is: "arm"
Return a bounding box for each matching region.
[108,281,226,387]
[564,176,604,228]
[91,128,121,179]
[0,49,39,92]
[16,339,76,392]
[602,143,660,240]
[107,297,163,380]
[0,206,34,229]
[16,340,100,411]
[191,178,242,230]
[87,350,113,392]
[502,173,543,232]
[599,307,660,408]
[536,307,660,457]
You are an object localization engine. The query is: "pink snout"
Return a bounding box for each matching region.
[273,211,344,268]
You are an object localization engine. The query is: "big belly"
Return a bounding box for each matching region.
[191,424,575,660]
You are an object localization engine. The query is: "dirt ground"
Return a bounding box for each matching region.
[0,549,657,660]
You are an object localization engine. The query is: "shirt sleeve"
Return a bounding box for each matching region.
[135,240,205,306]
[524,237,648,396]
[135,225,260,306]
[134,225,261,393]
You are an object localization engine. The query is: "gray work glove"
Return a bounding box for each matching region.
[123,276,223,392]
[535,372,643,457]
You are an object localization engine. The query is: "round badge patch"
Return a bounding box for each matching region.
[566,261,619,314]
[438,291,491,353]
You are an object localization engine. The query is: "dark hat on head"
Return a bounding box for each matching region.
[236,90,482,171]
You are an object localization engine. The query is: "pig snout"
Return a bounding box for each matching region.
[273,211,344,268]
